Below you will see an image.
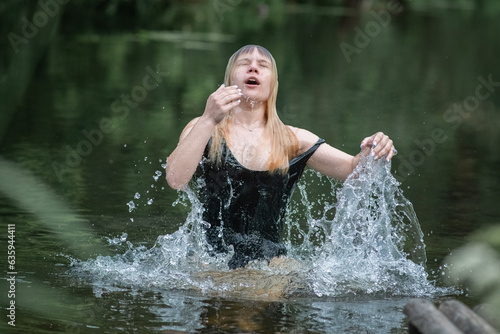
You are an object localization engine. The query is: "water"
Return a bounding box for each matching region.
[70,150,447,309]
[63,152,450,333]
[307,153,432,298]
[2,3,500,333]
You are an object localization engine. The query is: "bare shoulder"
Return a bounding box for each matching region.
[287,125,320,154]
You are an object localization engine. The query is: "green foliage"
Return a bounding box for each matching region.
[472,225,500,252]
[445,226,500,327]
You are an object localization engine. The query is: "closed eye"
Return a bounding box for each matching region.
[258,60,270,68]
[237,59,251,66]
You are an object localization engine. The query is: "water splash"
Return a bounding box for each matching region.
[71,150,442,299]
[105,232,129,246]
[72,188,234,296]
[242,95,258,111]
[305,152,432,297]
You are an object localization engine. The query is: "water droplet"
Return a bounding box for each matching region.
[153,170,162,181]
[126,201,136,212]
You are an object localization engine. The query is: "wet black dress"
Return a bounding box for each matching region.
[194,138,325,269]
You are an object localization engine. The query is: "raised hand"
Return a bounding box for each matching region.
[360,132,397,162]
[203,84,242,124]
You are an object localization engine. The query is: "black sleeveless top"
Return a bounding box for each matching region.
[194,138,325,269]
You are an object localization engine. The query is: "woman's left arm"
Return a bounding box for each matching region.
[295,128,396,181]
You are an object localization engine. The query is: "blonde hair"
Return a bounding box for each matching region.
[209,45,298,173]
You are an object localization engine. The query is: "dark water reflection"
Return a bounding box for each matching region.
[1,5,500,333]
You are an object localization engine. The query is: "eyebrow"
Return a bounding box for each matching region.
[237,57,270,65]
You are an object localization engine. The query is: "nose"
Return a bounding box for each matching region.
[247,62,259,73]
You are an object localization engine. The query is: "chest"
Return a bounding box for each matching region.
[226,131,271,171]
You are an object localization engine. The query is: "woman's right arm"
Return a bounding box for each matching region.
[166,84,241,190]
[165,116,215,190]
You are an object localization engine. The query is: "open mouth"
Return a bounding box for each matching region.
[245,77,260,86]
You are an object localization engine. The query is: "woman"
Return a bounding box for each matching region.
[166,45,396,269]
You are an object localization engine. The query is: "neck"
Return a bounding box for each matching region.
[240,95,265,112]
[231,100,266,126]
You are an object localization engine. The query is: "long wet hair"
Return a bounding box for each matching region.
[209,45,299,173]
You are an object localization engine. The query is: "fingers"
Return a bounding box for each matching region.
[385,145,397,162]
[218,84,241,98]
[360,132,396,162]
[213,85,242,108]
[205,85,242,123]
[373,134,393,159]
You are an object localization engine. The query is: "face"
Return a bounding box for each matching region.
[230,48,273,103]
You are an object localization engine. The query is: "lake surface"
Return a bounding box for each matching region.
[1,4,500,333]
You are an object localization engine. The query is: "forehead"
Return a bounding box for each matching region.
[236,48,271,62]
